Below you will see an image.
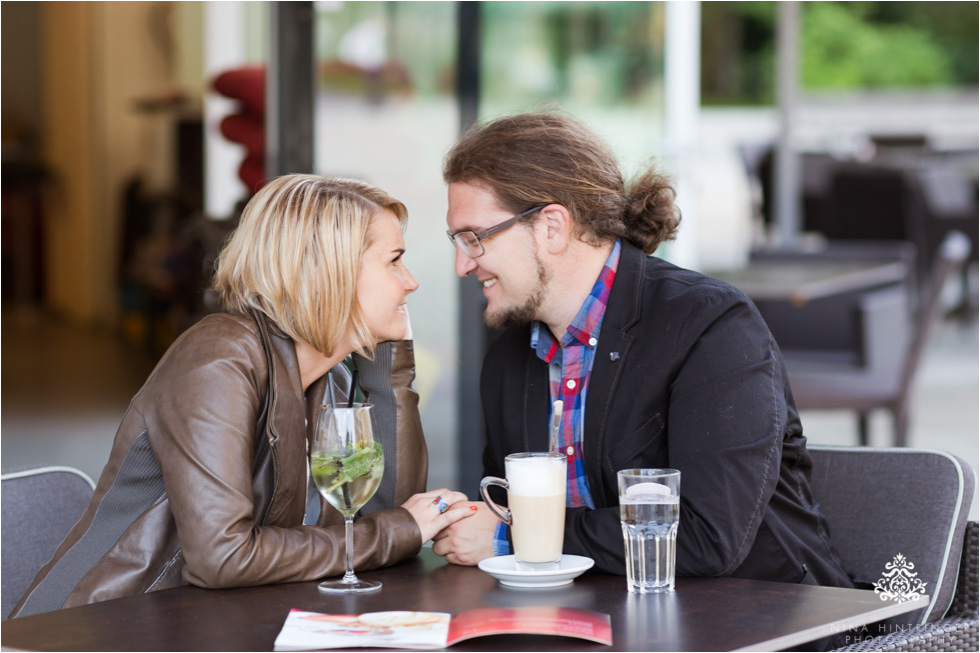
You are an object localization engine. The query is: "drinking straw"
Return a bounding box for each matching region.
[347,369,358,408]
[549,400,563,455]
[341,369,358,511]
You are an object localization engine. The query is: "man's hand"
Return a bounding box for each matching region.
[431,501,498,565]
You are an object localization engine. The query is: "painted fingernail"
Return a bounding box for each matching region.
[469,506,478,511]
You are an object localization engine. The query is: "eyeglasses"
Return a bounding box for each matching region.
[446,206,545,258]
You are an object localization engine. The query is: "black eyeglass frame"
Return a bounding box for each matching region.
[446,205,546,258]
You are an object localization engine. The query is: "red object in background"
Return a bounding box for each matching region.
[213,66,267,193]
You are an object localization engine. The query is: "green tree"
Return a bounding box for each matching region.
[802,2,955,89]
[701,1,976,105]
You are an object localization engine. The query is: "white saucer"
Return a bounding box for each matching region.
[477,554,595,588]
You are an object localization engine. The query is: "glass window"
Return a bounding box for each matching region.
[701,2,776,106]
[480,1,667,172]
[314,1,459,491]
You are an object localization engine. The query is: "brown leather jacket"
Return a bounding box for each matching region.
[12,311,427,618]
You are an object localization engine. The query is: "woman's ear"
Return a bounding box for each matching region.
[538,204,573,255]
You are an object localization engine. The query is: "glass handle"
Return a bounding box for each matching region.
[479,476,512,525]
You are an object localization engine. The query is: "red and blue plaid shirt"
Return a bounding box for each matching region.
[493,239,621,555]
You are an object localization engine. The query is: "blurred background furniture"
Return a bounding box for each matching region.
[786,231,970,446]
[1,465,95,620]
[808,445,977,651]
[745,240,916,366]
[747,142,979,316]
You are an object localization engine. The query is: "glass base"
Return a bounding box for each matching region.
[628,584,675,593]
[317,578,382,594]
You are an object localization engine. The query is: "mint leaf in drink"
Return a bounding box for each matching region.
[339,443,383,479]
[313,442,383,494]
[311,453,340,478]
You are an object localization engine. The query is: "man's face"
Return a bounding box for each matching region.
[446,182,550,329]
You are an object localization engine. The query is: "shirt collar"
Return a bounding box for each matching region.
[530,238,622,360]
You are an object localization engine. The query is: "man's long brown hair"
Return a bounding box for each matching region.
[443,111,680,255]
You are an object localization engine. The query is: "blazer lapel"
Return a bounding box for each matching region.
[584,242,645,505]
[523,346,551,452]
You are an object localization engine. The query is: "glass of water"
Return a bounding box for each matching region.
[618,469,680,593]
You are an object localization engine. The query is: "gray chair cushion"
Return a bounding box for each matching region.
[809,446,975,626]
[2,465,95,620]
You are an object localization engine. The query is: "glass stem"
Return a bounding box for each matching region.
[342,515,357,583]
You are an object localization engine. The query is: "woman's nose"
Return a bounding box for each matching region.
[403,265,419,294]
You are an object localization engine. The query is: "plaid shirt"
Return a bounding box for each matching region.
[493,239,621,555]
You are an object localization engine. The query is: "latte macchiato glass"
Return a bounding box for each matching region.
[480,452,567,565]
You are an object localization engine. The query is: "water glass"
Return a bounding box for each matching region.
[618,469,680,593]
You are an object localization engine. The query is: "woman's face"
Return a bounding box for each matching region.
[356,210,419,343]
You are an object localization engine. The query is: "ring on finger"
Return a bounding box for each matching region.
[432,496,450,514]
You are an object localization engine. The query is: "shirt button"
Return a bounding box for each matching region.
[566,379,576,390]
[567,445,575,456]
[589,337,597,346]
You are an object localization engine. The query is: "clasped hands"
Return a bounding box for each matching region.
[431,500,498,565]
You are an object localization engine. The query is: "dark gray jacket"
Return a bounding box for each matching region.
[481,241,852,587]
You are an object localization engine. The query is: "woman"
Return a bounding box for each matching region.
[12,175,471,618]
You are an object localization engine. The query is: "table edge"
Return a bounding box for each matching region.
[734,593,931,652]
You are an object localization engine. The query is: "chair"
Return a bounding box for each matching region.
[806,446,976,651]
[822,166,927,241]
[788,231,971,446]
[1,465,95,620]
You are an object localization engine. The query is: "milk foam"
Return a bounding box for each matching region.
[505,456,566,496]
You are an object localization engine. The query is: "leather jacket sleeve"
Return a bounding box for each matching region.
[146,322,422,589]
[355,340,428,513]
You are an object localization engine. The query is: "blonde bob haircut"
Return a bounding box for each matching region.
[213,174,407,357]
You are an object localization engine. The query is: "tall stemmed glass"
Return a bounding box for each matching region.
[311,403,384,593]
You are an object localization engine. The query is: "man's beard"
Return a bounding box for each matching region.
[484,255,550,330]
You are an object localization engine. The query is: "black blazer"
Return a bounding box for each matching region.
[480,241,852,588]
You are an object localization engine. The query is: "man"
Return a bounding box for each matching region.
[433,112,852,589]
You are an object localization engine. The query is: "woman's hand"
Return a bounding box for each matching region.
[402,489,475,543]
[431,501,498,565]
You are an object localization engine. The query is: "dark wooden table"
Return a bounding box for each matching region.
[1,548,925,652]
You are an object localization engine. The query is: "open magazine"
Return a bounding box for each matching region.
[274,606,613,650]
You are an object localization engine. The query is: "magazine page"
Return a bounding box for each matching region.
[273,606,613,651]
[274,610,451,651]
[447,606,613,646]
